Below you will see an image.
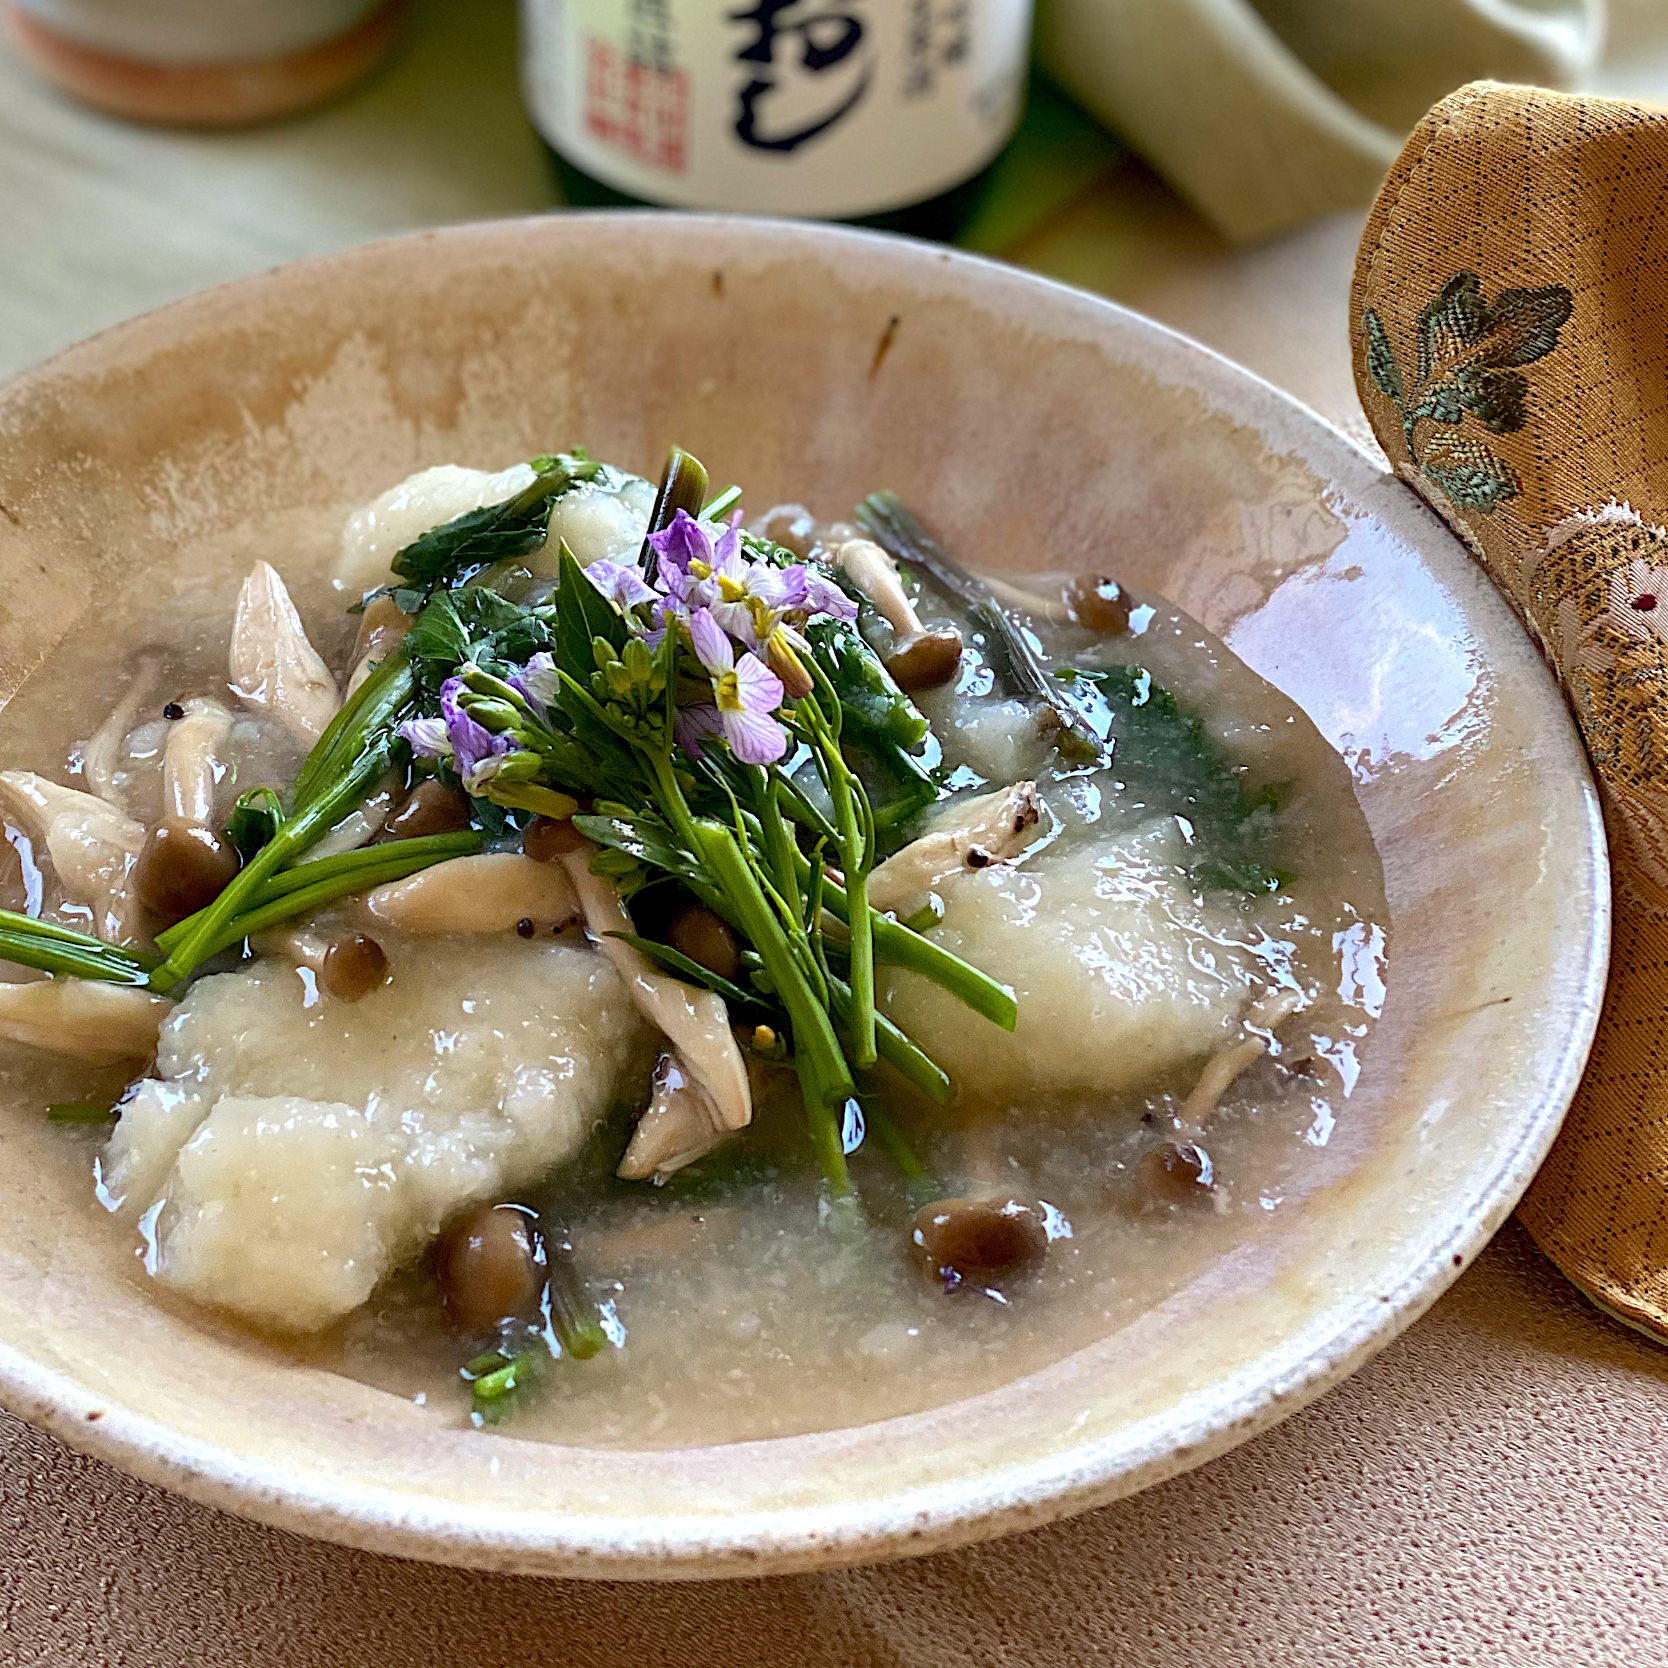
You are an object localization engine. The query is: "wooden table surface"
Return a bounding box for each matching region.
[2,5,1668,1665]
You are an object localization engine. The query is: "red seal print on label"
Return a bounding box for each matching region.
[584,37,690,174]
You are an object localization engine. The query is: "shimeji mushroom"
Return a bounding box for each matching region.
[616,1051,736,1182]
[0,771,147,944]
[832,537,963,692]
[345,595,413,698]
[0,977,170,1064]
[131,698,242,924]
[229,561,341,745]
[559,847,752,1172]
[79,654,160,812]
[360,852,582,936]
[866,782,1043,914]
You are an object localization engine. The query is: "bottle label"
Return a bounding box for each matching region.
[522,0,1033,219]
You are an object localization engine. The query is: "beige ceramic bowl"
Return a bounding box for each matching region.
[0,215,1607,1578]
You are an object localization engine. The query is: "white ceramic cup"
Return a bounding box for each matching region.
[1035,0,1606,240]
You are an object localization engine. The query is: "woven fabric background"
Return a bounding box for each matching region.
[1351,81,1668,1338]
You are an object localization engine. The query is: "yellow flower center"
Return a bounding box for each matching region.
[714,670,743,712]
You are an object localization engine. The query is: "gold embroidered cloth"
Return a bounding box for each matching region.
[1352,79,1668,1340]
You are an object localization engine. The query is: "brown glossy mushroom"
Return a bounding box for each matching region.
[666,902,742,982]
[522,813,589,863]
[320,932,388,1003]
[383,777,472,841]
[1065,575,1133,635]
[883,626,964,692]
[436,1203,545,1334]
[133,818,240,925]
[910,1196,1049,1292]
[1141,1140,1216,1203]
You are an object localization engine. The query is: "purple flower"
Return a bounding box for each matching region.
[584,559,655,611]
[398,715,451,760]
[647,509,716,578]
[510,651,561,717]
[687,607,787,765]
[672,702,724,757]
[800,567,857,624]
[440,676,517,792]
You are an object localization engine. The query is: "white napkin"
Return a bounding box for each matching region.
[1035,0,1606,241]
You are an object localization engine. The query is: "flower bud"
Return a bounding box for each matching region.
[460,695,523,735]
[767,628,814,701]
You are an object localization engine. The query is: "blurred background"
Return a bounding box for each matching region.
[0,0,1664,429]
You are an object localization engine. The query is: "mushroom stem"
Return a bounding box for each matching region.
[1178,989,1306,1124]
[559,847,752,1134]
[0,771,147,944]
[80,654,160,812]
[617,1051,737,1181]
[0,978,170,1064]
[834,537,923,637]
[345,596,413,698]
[360,852,580,936]
[162,697,235,829]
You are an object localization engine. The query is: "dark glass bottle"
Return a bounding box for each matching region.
[521,2,1032,242]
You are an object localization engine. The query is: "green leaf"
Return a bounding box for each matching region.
[1361,308,1402,403]
[390,455,601,593]
[553,540,629,676]
[573,811,702,885]
[226,786,284,859]
[804,618,928,752]
[1062,665,1288,893]
[1450,364,1529,434]
[1419,432,1522,512]
[1415,272,1489,385]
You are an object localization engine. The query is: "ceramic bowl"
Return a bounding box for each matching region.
[0,215,1607,1577]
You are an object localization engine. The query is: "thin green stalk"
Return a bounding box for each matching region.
[802,863,1017,1031]
[291,650,414,812]
[826,973,951,1104]
[46,1102,119,1123]
[802,693,876,1070]
[149,742,391,989]
[0,915,153,985]
[860,1100,927,1181]
[154,833,481,956]
[757,774,804,928]
[692,818,855,1196]
[541,1237,606,1360]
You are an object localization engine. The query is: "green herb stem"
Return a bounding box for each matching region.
[153,832,482,957]
[0,911,154,985]
[809,873,1017,1032]
[46,1102,119,1123]
[291,650,414,813]
[692,818,855,1196]
[149,740,393,990]
[541,1240,606,1361]
[826,973,951,1104]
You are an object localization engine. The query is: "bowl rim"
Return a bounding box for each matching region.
[0,211,1612,1578]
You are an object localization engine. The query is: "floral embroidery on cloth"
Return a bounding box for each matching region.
[1530,503,1668,906]
[1361,272,1573,513]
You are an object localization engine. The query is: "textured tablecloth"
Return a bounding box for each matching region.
[3,4,1668,1664]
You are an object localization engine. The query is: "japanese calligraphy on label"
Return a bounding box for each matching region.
[522,0,1032,218]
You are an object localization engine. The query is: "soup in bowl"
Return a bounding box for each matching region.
[0,215,1605,1575]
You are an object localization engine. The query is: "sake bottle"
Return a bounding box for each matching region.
[520,1,1034,240]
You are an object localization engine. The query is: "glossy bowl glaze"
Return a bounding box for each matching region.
[0,215,1607,1577]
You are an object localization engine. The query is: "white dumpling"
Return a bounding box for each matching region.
[538,480,651,572]
[101,936,650,1332]
[334,462,537,595]
[878,818,1261,1104]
